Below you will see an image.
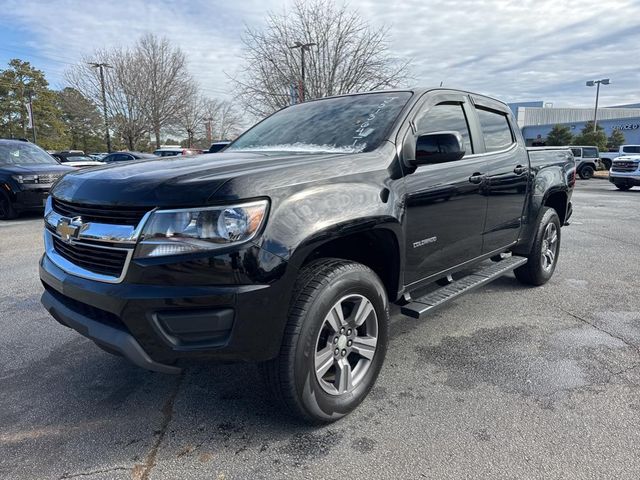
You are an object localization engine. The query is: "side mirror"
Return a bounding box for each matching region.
[412,131,465,165]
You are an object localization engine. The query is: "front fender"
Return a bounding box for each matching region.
[256,181,403,263]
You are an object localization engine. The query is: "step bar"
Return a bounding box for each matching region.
[400,256,528,319]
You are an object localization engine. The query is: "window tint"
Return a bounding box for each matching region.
[415,103,473,155]
[582,147,598,158]
[570,148,582,157]
[622,146,640,154]
[476,107,514,152]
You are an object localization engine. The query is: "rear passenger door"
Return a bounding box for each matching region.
[471,99,529,253]
[403,93,488,285]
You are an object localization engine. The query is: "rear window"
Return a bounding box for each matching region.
[475,107,514,152]
[622,146,640,154]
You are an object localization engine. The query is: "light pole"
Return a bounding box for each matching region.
[289,41,316,102]
[205,117,213,144]
[89,62,113,152]
[586,78,610,132]
[26,90,36,144]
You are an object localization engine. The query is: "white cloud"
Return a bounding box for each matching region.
[1,0,638,107]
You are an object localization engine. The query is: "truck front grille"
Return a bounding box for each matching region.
[611,161,638,173]
[38,173,65,184]
[52,198,150,226]
[52,236,129,277]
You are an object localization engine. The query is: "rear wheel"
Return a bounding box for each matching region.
[514,207,561,286]
[260,258,389,423]
[615,183,632,191]
[0,193,17,220]
[579,165,594,180]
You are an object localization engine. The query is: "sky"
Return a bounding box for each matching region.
[0,0,639,108]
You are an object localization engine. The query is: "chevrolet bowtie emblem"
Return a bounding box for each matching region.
[56,216,86,242]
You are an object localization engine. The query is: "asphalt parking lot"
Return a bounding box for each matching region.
[1,180,639,479]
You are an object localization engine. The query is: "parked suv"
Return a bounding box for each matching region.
[0,139,75,220]
[39,89,574,422]
[569,146,600,179]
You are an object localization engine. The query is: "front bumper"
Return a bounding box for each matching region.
[14,186,51,210]
[609,172,640,186]
[39,243,292,371]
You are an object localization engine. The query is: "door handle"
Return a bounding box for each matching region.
[468,173,485,184]
[513,165,528,175]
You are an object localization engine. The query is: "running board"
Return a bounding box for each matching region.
[400,256,528,319]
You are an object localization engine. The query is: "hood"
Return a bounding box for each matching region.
[49,150,390,207]
[1,163,75,175]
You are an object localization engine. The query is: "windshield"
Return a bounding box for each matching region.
[0,142,58,165]
[228,92,412,154]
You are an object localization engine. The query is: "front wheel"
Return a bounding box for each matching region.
[260,258,389,423]
[579,165,594,180]
[514,207,561,286]
[0,194,17,220]
[615,183,632,191]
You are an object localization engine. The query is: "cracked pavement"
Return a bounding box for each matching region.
[1,180,640,479]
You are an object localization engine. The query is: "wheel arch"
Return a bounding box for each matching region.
[288,221,404,302]
[543,189,568,224]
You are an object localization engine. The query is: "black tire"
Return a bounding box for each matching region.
[514,207,561,286]
[615,183,632,191]
[602,158,612,170]
[260,258,389,424]
[0,193,17,220]
[578,165,594,180]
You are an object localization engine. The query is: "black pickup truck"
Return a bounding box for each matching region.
[39,88,575,423]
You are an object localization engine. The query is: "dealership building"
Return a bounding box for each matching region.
[508,101,640,146]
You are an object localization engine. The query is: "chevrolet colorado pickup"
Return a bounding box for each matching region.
[40,88,575,423]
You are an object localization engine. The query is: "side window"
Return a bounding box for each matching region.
[416,102,473,155]
[622,146,640,154]
[582,147,598,158]
[475,107,514,152]
[570,148,581,157]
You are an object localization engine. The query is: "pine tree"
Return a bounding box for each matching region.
[545,124,573,146]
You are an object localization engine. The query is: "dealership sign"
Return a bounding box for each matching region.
[613,123,640,131]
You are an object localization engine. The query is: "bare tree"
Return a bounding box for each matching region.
[231,0,410,117]
[203,99,243,141]
[173,90,206,147]
[66,48,148,150]
[136,34,195,148]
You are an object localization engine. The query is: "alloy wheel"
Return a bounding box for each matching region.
[314,294,379,395]
[540,223,558,272]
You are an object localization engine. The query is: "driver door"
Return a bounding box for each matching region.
[403,92,488,286]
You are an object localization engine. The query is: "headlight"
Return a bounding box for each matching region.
[12,174,39,184]
[135,200,269,258]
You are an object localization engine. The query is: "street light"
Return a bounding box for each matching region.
[586,78,610,132]
[89,62,113,152]
[289,41,316,102]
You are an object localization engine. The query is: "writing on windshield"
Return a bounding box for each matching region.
[228,92,412,154]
